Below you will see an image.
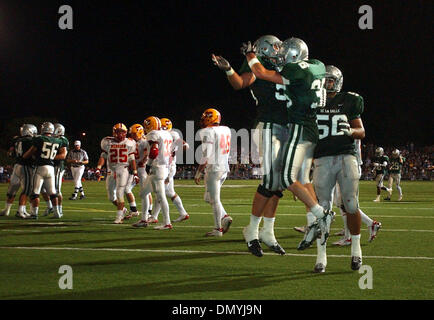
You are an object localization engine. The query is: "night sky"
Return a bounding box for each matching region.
[0,0,432,147]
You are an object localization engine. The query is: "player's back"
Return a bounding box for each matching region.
[33,135,63,166]
[200,125,231,172]
[146,129,173,167]
[101,136,135,171]
[13,135,34,167]
[281,59,326,125]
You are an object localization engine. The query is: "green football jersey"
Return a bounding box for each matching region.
[239,57,289,126]
[54,136,69,170]
[389,156,405,174]
[32,135,63,166]
[13,136,35,167]
[314,92,364,158]
[373,155,390,175]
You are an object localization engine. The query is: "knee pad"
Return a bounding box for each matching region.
[49,194,58,201]
[30,194,39,200]
[272,190,283,198]
[6,193,15,200]
[257,184,274,198]
[343,198,358,214]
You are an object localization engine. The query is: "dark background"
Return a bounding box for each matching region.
[0,1,432,157]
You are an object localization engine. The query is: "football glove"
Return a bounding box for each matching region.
[240,41,255,56]
[95,169,101,179]
[337,120,353,136]
[145,165,152,175]
[133,173,140,184]
[211,55,231,71]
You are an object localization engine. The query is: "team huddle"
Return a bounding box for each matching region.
[2,34,401,274]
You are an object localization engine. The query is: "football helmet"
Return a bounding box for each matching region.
[20,124,37,137]
[280,37,309,64]
[160,118,173,131]
[40,122,55,135]
[375,147,384,157]
[253,35,283,68]
[112,123,127,142]
[143,116,161,134]
[200,108,221,128]
[325,65,343,93]
[129,124,144,140]
[391,149,400,158]
[54,123,65,136]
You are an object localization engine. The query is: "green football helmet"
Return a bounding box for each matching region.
[253,35,283,68]
[325,65,343,93]
[280,37,309,64]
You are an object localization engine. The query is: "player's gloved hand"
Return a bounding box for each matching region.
[337,120,353,136]
[211,54,231,71]
[240,41,256,56]
[145,165,152,175]
[95,169,101,179]
[133,173,140,184]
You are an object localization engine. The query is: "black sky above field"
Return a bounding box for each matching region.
[0,0,432,146]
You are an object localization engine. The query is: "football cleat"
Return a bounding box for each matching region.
[259,228,285,255]
[318,210,335,245]
[130,211,140,217]
[16,211,27,219]
[293,226,306,234]
[69,195,77,200]
[297,221,321,250]
[25,214,38,220]
[132,220,148,227]
[351,256,362,270]
[221,215,233,234]
[113,217,123,224]
[397,195,403,201]
[79,195,85,200]
[154,224,173,230]
[147,217,159,224]
[313,263,326,273]
[172,214,189,223]
[373,196,380,202]
[368,221,382,242]
[205,228,223,237]
[384,196,391,201]
[43,207,54,217]
[246,239,263,257]
[0,209,8,216]
[52,211,63,219]
[334,229,345,236]
[332,237,352,246]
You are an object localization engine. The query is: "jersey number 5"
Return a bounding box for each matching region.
[41,142,59,160]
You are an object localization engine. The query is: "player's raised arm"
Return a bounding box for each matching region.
[241,41,284,85]
[211,54,255,90]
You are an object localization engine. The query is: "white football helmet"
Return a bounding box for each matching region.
[20,124,37,137]
[375,147,384,157]
[280,37,309,64]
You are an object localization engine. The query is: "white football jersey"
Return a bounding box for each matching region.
[198,125,231,172]
[146,130,173,167]
[101,136,136,171]
[169,129,183,166]
[133,137,149,166]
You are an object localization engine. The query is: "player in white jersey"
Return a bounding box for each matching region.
[133,116,173,230]
[95,123,139,224]
[148,118,190,224]
[194,108,233,237]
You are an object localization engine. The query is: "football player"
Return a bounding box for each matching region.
[194,108,233,237]
[372,147,391,202]
[0,124,37,218]
[241,37,335,251]
[133,116,173,230]
[148,118,190,224]
[23,122,67,219]
[212,35,288,255]
[95,123,139,224]
[42,123,69,217]
[386,149,405,201]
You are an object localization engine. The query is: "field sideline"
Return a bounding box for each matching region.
[0,179,433,300]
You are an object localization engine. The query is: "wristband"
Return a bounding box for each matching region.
[225,68,235,76]
[133,170,138,175]
[248,57,260,69]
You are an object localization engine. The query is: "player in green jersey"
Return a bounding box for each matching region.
[386,149,405,201]
[42,123,69,217]
[212,35,287,257]
[242,37,335,248]
[0,124,37,218]
[23,122,67,219]
[372,147,391,202]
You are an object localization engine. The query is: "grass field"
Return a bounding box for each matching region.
[0,179,433,300]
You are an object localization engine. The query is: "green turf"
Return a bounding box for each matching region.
[0,179,433,300]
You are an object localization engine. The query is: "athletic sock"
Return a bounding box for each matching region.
[360,209,373,227]
[316,239,327,266]
[311,204,325,219]
[18,205,26,214]
[351,234,362,258]
[306,211,316,226]
[5,203,12,214]
[172,195,187,216]
[46,200,53,209]
[263,217,275,233]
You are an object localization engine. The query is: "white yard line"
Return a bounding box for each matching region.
[0,245,432,260]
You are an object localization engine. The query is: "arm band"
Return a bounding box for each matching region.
[225,68,235,76]
[248,58,260,69]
